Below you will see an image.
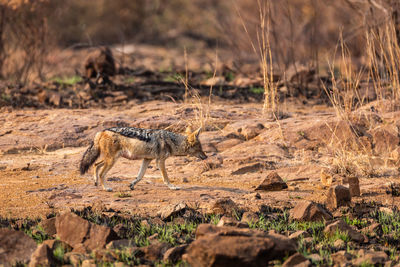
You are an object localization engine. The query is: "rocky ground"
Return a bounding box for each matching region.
[1,46,400,266]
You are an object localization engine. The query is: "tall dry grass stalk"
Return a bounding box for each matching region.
[173,49,219,131]
[324,34,364,122]
[321,34,374,177]
[322,20,400,177]
[237,0,279,115]
[257,0,278,114]
[366,20,400,106]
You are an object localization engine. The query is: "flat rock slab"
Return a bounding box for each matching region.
[185,224,297,267]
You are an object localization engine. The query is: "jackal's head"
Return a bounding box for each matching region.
[185,127,207,160]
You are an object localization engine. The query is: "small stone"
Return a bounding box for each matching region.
[326,185,351,210]
[39,217,57,236]
[207,197,239,216]
[364,223,382,235]
[150,217,165,226]
[379,207,394,215]
[81,259,96,267]
[241,212,259,224]
[308,253,322,263]
[320,169,333,187]
[217,216,248,228]
[140,220,151,230]
[106,239,135,250]
[289,230,310,240]
[64,252,87,266]
[333,239,346,250]
[303,237,314,245]
[49,92,61,106]
[113,223,128,237]
[148,233,159,243]
[282,252,311,267]
[290,200,332,222]
[352,249,389,266]
[348,177,360,197]
[28,243,55,267]
[324,220,365,243]
[255,171,288,191]
[331,251,352,266]
[157,202,188,220]
[163,244,187,264]
[140,241,171,262]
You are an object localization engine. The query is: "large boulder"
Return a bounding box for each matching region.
[185,224,296,267]
[290,201,332,222]
[0,228,37,266]
[55,212,118,252]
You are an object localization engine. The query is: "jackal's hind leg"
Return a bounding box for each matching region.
[99,158,115,192]
[93,161,104,186]
[159,159,180,190]
[130,159,151,190]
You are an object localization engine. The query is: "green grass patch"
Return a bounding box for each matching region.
[163,73,183,83]
[249,87,264,94]
[115,191,132,198]
[124,77,136,84]
[51,75,82,85]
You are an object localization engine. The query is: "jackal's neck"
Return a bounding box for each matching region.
[171,134,190,156]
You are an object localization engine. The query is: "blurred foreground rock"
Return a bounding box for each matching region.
[184,224,297,267]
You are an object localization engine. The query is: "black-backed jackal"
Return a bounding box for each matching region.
[79,126,207,191]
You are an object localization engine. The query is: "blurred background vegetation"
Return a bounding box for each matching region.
[0,0,399,82]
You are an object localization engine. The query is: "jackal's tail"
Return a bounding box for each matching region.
[79,140,100,174]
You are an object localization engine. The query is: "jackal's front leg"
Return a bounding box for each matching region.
[130,159,151,190]
[159,159,180,190]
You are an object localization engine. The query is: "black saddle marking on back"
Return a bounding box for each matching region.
[106,127,153,142]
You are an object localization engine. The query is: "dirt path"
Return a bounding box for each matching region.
[1,100,399,219]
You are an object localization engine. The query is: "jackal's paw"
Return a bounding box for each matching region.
[129,184,135,190]
[94,181,98,186]
[104,187,113,192]
[167,184,181,190]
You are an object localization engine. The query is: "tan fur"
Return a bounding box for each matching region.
[80,127,207,191]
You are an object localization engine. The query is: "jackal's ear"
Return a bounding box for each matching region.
[185,126,193,136]
[188,127,201,145]
[194,127,202,139]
